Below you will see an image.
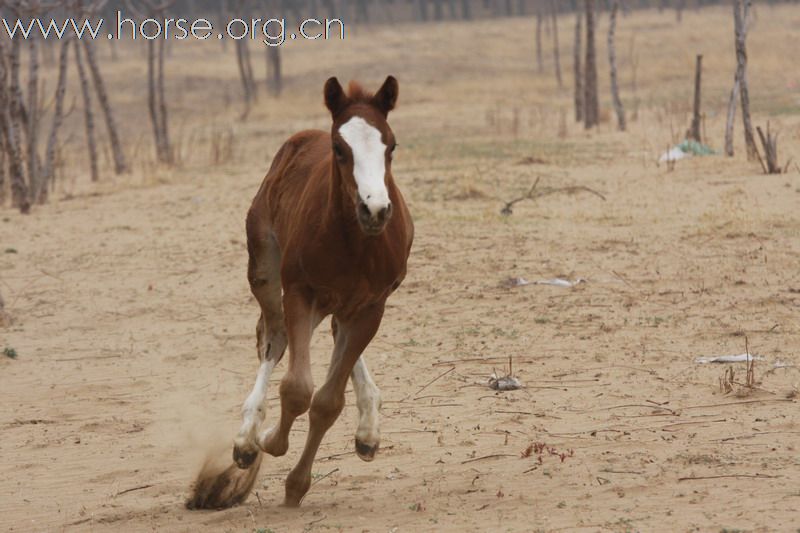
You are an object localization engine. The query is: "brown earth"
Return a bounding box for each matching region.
[1,5,800,532]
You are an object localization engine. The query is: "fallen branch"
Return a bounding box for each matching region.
[678,473,778,482]
[300,468,340,504]
[405,366,455,401]
[113,484,154,497]
[500,176,606,215]
[460,453,517,465]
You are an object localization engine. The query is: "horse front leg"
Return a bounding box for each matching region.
[351,356,381,461]
[258,288,322,457]
[233,313,286,468]
[233,230,287,468]
[283,303,385,507]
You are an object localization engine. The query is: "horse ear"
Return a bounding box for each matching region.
[373,75,398,116]
[324,77,347,116]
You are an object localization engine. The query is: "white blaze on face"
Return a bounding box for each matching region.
[338,116,390,216]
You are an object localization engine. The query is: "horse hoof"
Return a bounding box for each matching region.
[355,439,379,462]
[233,444,259,469]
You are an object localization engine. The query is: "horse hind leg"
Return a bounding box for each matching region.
[333,318,381,461]
[233,230,287,469]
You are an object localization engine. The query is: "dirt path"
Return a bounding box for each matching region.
[2,147,798,531]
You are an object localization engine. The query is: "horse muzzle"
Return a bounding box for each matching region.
[357,197,393,235]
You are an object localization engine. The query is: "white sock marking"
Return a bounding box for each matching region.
[351,357,381,445]
[239,358,276,438]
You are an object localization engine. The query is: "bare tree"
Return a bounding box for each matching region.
[734,0,757,159]
[76,1,128,174]
[550,0,562,87]
[536,9,543,74]
[725,0,757,159]
[583,0,599,129]
[573,12,583,122]
[156,37,170,160]
[82,40,128,174]
[608,0,625,130]
[266,46,282,97]
[232,0,258,117]
[74,37,99,182]
[0,141,5,203]
[127,0,175,164]
[26,37,40,196]
[724,79,740,156]
[0,39,30,213]
[236,39,257,117]
[675,0,686,22]
[39,38,70,203]
[461,0,471,19]
[688,54,702,142]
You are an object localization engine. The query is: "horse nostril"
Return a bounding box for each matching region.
[358,201,371,219]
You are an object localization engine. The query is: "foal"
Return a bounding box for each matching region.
[188,76,413,509]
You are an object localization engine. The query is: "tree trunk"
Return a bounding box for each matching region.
[689,54,702,142]
[75,39,99,182]
[241,39,257,101]
[583,0,599,129]
[267,46,282,96]
[608,0,625,131]
[536,10,543,74]
[0,146,5,204]
[417,0,429,21]
[156,38,171,164]
[39,38,70,203]
[675,0,685,22]
[724,78,740,157]
[461,0,471,19]
[0,49,30,213]
[574,12,583,122]
[27,37,40,198]
[235,40,253,118]
[433,0,444,20]
[9,39,27,129]
[219,0,229,51]
[147,40,162,161]
[82,40,128,174]
[733,0,757,160]
[447,0,457,18]
[550,0,563,88]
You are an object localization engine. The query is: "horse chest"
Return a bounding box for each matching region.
[303,246,404,316]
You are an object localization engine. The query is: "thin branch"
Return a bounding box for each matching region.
[501,176,606,215]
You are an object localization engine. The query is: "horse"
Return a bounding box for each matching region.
[187,76,414,510]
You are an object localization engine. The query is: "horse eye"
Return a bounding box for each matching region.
[333,144,345,159]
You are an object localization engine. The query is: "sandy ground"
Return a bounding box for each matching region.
[2,5,800,532]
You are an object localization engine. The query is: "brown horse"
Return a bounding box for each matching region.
[188,76,413,509]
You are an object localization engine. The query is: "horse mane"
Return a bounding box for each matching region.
[346,81,373,103]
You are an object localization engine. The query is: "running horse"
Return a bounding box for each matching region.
[188,76,413,509]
